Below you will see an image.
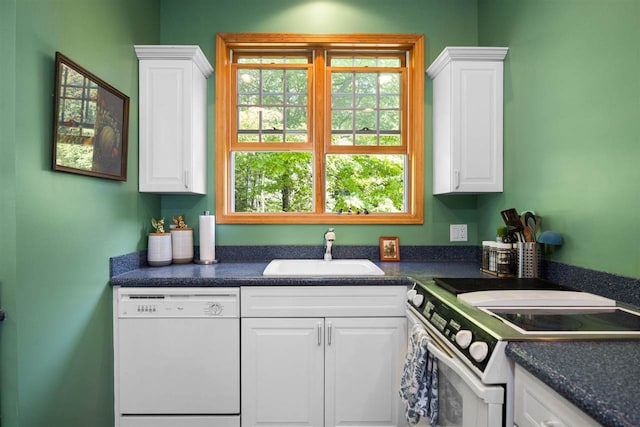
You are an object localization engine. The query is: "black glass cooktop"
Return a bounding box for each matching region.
[433,277,572,295]
[488,307,640,333]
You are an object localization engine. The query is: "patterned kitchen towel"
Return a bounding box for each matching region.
[399,323,439,426]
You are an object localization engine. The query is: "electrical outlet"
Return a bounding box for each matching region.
[450,224,468,242]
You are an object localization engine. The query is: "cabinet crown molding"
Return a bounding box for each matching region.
[426,46,508,79]
[134,45,214,77]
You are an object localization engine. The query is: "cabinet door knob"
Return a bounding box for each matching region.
[454,169,460,189]
[184,170,189,189]
[317,322,322,346]
[327,322,332,346]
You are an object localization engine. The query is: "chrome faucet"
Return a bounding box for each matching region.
[324,228,336,261]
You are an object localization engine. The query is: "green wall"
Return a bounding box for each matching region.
[477,0,640,278]
[158,0,482,247]
[0,0,160,425]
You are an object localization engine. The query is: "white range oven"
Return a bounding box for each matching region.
[113,287,240,427]
[405,277,640,427]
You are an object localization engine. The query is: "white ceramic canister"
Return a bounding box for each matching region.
[147,233,172,266]
[170,227,194,264]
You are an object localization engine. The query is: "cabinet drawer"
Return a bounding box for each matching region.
[241,285,407,317]
[514,365,601,427]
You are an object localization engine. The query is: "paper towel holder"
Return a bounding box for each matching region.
[195,210,219,264]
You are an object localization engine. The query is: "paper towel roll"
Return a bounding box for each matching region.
[199,214,216,261]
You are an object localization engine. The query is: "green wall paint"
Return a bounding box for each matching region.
[1,1,19,424]
[158,0,482,247]
[1,0,160,425]
[477,0,640,278]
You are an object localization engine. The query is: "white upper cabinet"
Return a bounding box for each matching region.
[427,47,508,194]
[135,45,213,194]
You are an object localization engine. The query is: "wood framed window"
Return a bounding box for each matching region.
[215,33,424,224]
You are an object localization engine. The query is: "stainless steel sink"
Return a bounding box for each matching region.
[263,259,385,276]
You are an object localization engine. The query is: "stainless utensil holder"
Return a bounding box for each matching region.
[517,242,542,278]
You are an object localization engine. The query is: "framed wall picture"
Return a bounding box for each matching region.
[379,236,400,261]
[52,52,129,181]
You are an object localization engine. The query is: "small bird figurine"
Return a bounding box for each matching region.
[173,214,187,229]
[151,218,165,233]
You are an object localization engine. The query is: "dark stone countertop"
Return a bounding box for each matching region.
[506,341,640,427]
[109,260,487,287]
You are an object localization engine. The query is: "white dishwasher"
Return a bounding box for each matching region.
[113,287,240,427]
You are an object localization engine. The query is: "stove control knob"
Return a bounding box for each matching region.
[407,289,417,301]
[455,330,473,349]
[411,294,424,307]
[469,341,489,363]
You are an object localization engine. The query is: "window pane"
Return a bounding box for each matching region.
[233,152,313,212]
[356,95,376,109]
[379,95,399,109]
[285,107,307,130]
[332,94,353,109]
[332,72,353,92]
[380,135,401,146]
[325,154,406,213]
[331,134,353,146]
[379,110,400,131]
[262,69,284,94]
[355,134,378,146]
[261,107,283,130]
[379,73,400,92]
[354,110,376,130]
[286,69,307,96]
[285,132,307,143]
[332,110,353,131]
[355,73,376,94]
[238,70,260,93]
[238,106,260,131]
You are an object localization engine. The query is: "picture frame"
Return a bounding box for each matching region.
[379,236,400,262]
[52,52,129,181]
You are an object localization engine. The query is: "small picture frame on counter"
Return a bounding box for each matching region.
[379,236,400,262]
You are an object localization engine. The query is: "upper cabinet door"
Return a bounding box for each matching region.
[428,47,508,195]
[135,45,213,194]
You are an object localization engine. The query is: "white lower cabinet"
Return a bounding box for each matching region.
[514,365,601,427]
[240,286,407,427]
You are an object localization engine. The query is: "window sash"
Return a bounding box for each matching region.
[327,67,407,153]
[232,62,313,146]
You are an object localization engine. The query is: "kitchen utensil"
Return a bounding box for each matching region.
[523,211,537,240]
[500,208,524,241]
[520,215,535,242]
